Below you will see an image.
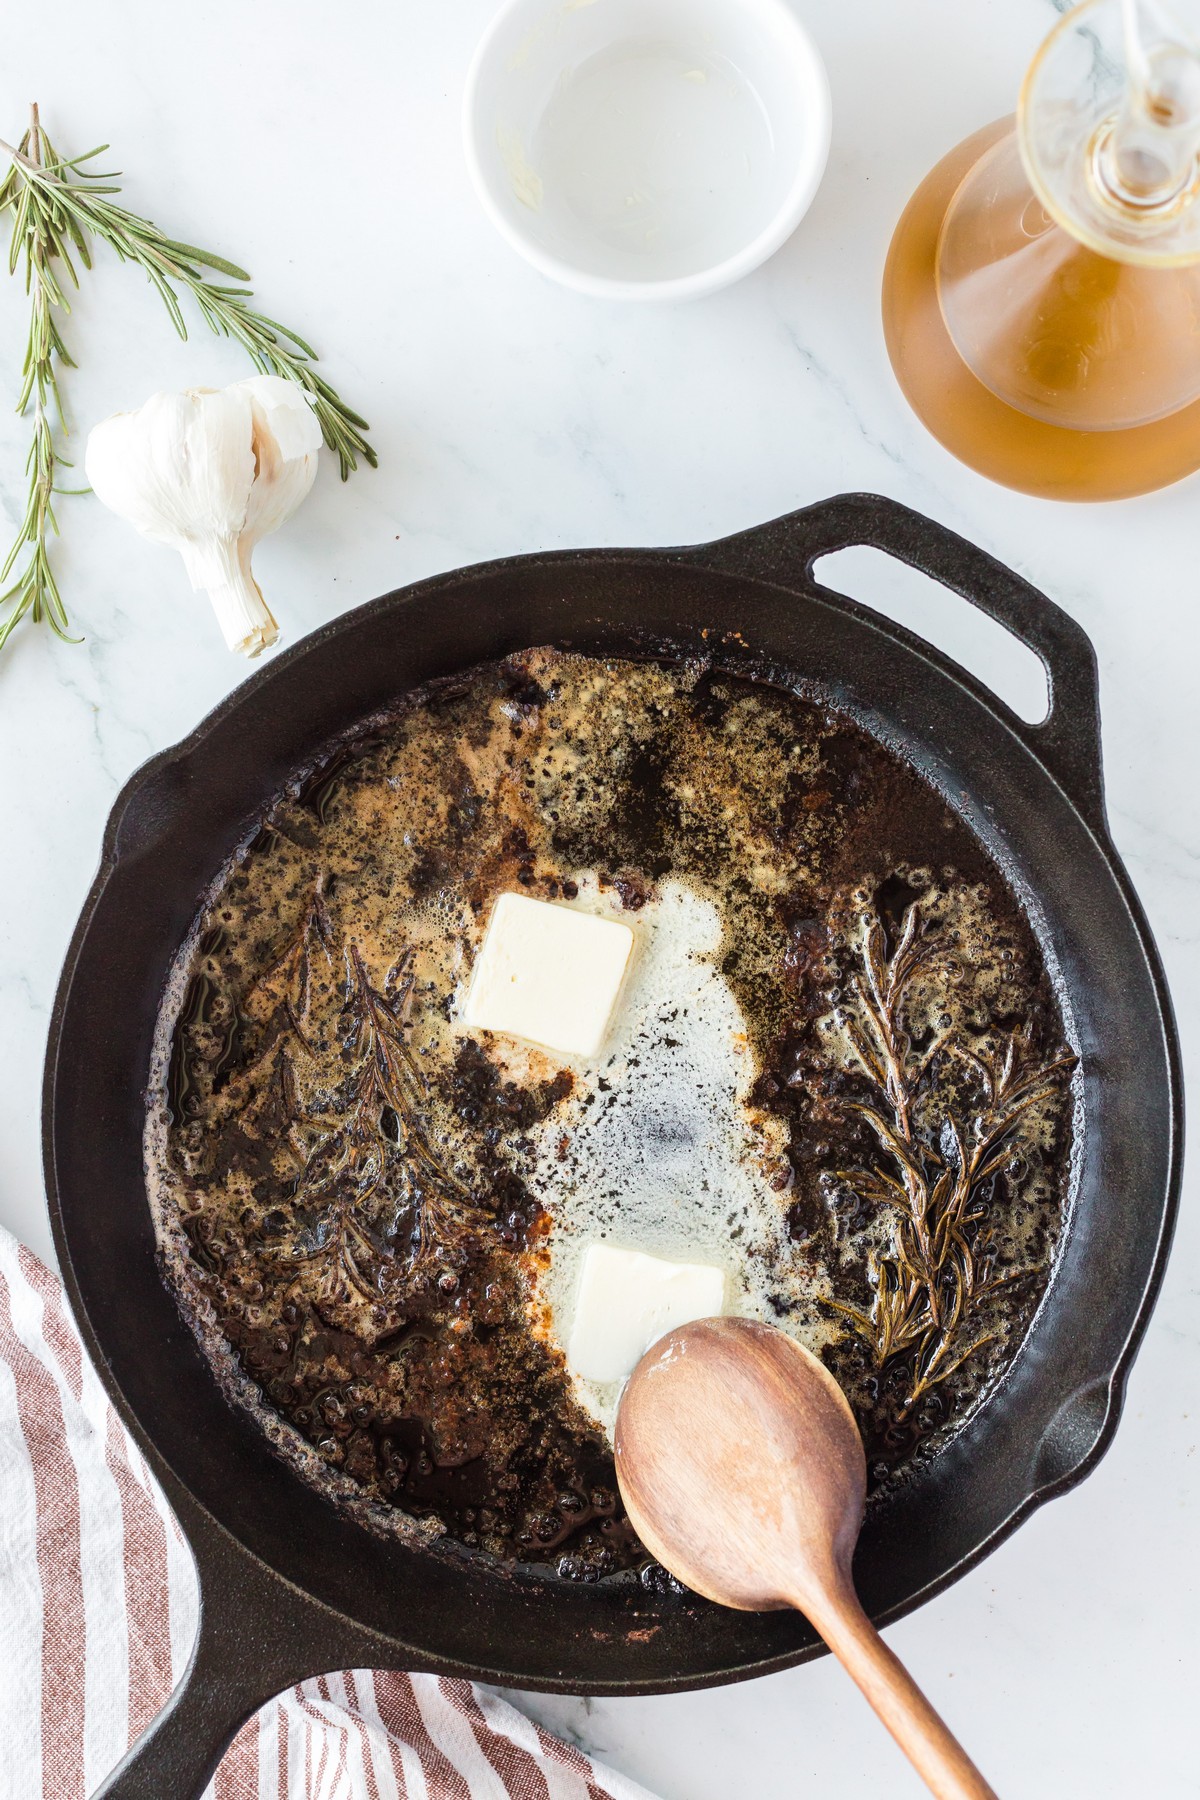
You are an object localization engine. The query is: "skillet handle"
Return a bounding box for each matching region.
[693,492,1107,838]
[91,1489,412,1800]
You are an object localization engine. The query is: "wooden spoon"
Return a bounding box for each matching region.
[614,1316,999,1800]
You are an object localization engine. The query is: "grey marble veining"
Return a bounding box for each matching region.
[0,3,1195,1794]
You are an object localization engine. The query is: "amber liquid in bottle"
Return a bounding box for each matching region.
[883,118,1200,500]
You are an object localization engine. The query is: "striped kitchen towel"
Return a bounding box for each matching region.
[0,1227,658,1800]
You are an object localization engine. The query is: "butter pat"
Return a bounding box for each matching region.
[567,1243,726,1384]
[464,892,634,1059]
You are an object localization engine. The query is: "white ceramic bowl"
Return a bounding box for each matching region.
[463,0,832,301]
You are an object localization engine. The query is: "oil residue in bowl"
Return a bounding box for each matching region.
[533,40,776,276]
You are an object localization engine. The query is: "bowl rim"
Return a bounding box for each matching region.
[461,0,833,301]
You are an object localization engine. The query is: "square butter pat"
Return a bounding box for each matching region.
[464,892,634,1058]
[567,1243,727,1385]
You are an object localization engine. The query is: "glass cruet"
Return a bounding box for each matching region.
[882,0,1200,499]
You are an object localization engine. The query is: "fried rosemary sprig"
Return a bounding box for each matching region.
[0,106,84,650]
[210,891,484,1316]
[825,899,1075,1415]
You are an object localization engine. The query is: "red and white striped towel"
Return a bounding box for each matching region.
[0,1228,659,1800]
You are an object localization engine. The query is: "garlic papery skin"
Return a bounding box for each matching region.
[85,377,321,657]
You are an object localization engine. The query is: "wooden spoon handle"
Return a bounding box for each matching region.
[802,1583,999,1800]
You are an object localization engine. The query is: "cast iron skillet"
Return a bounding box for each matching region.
[45,495,1181,1800]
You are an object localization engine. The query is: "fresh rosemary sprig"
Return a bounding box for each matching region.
[0,107,85,651]
[0,105,375,654]
[0,115,375,478]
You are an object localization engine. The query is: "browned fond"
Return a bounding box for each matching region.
[144,649,1073,1581]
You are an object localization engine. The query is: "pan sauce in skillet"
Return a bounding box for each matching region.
[146,648,1075,1583]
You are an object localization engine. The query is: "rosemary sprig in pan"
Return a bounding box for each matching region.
[825,900,1075,1415]
[225,893,485,1316]
[0,105,375,653]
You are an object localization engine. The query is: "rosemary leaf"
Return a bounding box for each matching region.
[0,109,81,651]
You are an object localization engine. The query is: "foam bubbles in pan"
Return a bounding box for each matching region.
[511,874,834,1435]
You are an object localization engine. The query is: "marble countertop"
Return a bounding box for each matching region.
[1,1,1195,1794]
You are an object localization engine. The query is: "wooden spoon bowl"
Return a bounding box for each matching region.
[615,1317,999,1800]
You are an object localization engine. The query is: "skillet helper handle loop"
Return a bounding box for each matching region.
[804,1577,1001,1800]
[699,492,1107,839]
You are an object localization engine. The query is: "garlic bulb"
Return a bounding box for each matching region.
[85,376,321,657]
